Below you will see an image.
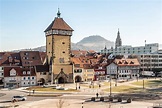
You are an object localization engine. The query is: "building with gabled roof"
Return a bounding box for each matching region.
[3,66,36,87]
[0,52,21,66]
[106,58,140,81]
[20,51,43,67]
[0,51,47,87]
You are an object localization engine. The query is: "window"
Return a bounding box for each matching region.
[28,77,30,80]
[24,52,28,55]
[23,57,28,59]
[62,42,65,44]
[24,82,25,85]
[27,71,30,75]
[62,51,65,53]
[32,77,34,79]
[1,67,3,70]
[24,77,25,80]
[49,42,50,45]
[23,71,26,75]
[32,57,35,59]
[59,58,64,63]
[32,82,34,84]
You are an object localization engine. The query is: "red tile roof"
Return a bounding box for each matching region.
[44,17,73,32]
[20,51,43,66]
[115,58,140,66]
[0,52,21,66]
[4,66,36,77]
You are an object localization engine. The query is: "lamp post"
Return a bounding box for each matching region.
[75,79,77,90]
[29,61,33,95]
[108,54,114,97]
[115,66,118,86]
[110,66,112,97]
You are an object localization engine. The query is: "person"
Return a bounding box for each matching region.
[96,93,99,98]
[82,102,84,108]
[33,89,35,94]
[99,84,101,88]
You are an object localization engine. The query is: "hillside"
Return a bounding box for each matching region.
[76,35,114,51]
[12,35,114,52]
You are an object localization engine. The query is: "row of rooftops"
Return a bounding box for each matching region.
[0,50,140,71]
[0,51,46,66]
[71,51,140,69]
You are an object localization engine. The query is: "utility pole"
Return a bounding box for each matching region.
[110,65,112,97]
[29,61,33,95]
[108,54,114,97]
[115,66,118,86]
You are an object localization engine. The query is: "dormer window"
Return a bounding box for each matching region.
[23,71,26,75]
[24,52,28,55]
[27,71,31,75]
[10,68,16,76]
[130,61,134,64]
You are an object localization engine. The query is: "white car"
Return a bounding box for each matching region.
[12,95,27,102]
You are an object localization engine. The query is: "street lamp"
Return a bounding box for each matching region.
[75,78,77,90]
[110,66,112,97]
[115,66,118,86]
[143,79,145,89]
[29,61,33,95]
[108,54,114,97]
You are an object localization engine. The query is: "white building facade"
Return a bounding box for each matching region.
[0,67,4,85]
[101,43,159,55]
[106,59,140,81]
[137,53,162,71]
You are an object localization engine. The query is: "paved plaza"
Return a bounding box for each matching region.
[0,78,162,108]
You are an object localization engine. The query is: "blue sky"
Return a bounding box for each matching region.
[0,0,162,51]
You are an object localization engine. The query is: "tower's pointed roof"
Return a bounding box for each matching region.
[44,9,73,32]
[117,28,120,38]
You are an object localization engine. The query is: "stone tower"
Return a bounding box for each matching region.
[115,29,122,49]
[44,9,74,83]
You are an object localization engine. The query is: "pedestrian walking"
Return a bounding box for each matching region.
[96,93,99,98]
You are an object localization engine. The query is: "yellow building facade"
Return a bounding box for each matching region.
[44,9,73,83]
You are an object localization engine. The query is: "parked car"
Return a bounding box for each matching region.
[12,95,27,102]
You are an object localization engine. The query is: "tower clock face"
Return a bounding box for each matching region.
[46,30,72,36]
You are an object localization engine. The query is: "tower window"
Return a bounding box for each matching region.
[62,42,65,44]
[59,58,64,63]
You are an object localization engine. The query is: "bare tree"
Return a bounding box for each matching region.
[56,98,65,108]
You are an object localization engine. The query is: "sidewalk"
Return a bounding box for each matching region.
[17,98,156,108]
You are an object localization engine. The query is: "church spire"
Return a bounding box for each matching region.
[57,8,61,18]
[117,28,120,37]
[115,28,122,49]
[104,44,107,50]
